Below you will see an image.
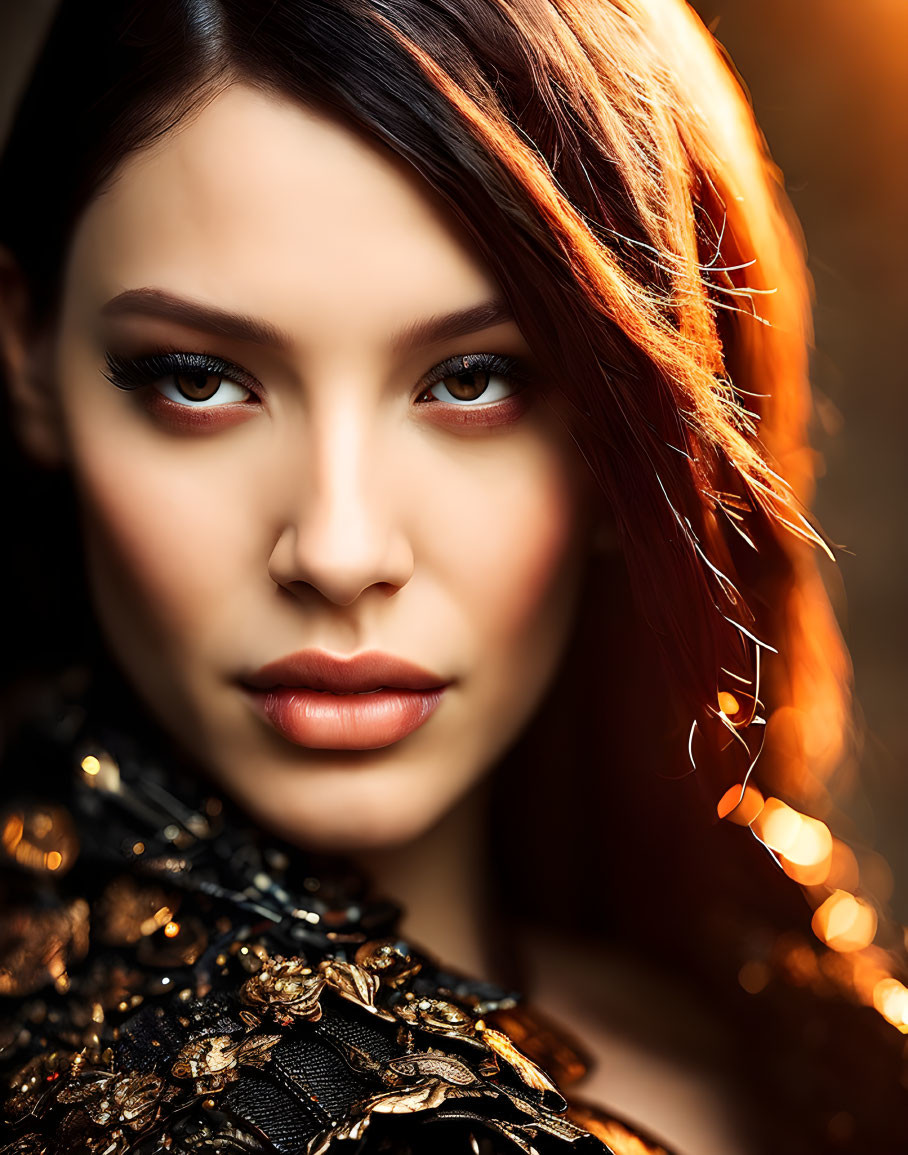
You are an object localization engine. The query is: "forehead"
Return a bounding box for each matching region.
[65,83,498,346]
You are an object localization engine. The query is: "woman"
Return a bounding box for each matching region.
[0,1,905,1152]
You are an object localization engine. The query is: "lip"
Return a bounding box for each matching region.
[241,649,450,750]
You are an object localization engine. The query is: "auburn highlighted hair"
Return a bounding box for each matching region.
[0,0,849,810]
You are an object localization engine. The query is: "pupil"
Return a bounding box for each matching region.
[445,370,490,401]
[175,371,220,401]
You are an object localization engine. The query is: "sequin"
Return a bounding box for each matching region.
[0,716,652,1154]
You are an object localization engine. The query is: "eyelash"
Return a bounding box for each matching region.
[417,353,531,407]
[102,349,533,417]
[103,351,260,397]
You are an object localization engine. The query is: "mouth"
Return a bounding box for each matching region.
[240,649,450,750]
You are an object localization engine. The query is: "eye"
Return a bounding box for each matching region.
[103,351,257,407]
[419,353,527,407]
[157,370,250,407]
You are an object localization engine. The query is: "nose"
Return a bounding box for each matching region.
[267,410,415,607]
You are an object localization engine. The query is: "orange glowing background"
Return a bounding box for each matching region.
[687,0,908,897]
[685,0,908,1027]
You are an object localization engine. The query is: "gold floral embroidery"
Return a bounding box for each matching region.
[240,955,326,1025]
[480,1026,560,1095]
[56,1069,169,1130]
[171,1032,282,1094]
[395,995,479,1041]
[317,958,396,1022]
[240,952,405,1026]
[354,938,421,988]
[383,1050,482,1087]
[302,1078,486,1155]
[365,1078,485,1114]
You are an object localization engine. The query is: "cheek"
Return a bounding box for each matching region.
[423,429,587,665]
[480,485,577,643]
[68,425,258,663]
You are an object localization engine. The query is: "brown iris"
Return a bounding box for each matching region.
[442,365,491,402]
[174,371,221,401]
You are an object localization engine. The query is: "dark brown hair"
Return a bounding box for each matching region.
[0,0,848,801]
[2,1,904,1149]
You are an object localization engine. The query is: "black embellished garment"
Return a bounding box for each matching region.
[0,700,668,1155]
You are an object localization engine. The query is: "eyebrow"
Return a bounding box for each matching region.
[101,288,291,348]
[391,299,514,353]
[100,289,515,353]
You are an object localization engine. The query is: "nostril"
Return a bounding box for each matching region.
[267,518,415,608]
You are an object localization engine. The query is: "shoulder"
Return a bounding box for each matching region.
[514,925,753,1155]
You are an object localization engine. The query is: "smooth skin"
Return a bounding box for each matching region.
[15,84,592,853]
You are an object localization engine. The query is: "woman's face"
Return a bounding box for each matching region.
[44,84,592,850]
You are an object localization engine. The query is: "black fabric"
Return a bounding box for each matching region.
[0,698,615,1154]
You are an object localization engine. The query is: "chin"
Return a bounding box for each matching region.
[225,757,476,854]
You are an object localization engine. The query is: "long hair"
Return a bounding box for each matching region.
[0,0,847,794]
[1,1,903,1149]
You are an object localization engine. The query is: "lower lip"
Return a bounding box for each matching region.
[247,686,446,750]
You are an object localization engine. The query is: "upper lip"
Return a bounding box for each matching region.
[243,649,448,694]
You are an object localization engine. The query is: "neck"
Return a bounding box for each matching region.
[354,778,496,983]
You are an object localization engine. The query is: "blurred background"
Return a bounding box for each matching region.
[687,0,908,921]
[1,0,906,913]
